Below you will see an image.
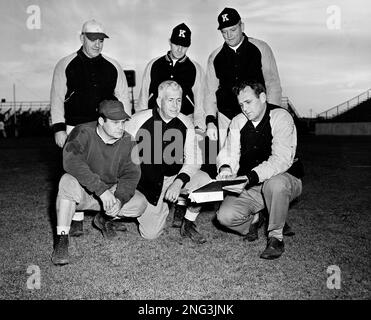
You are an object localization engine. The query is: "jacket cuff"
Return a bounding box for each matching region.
[175,173,191,187]
[53,122,66,133]
[206,115,217,126]
[244,170,259,189]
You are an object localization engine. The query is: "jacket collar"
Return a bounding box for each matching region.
[165,51,188,64]
[77,46,103,62]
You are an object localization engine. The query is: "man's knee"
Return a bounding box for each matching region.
[119,191,148,218]
[139,227,162,240]
[188,170,212,189]
[263,175,291,196]
[58,173,82,202]
[217,205,236,227]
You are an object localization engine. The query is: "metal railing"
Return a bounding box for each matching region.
[0,101,50,118]
[317,89,371,120]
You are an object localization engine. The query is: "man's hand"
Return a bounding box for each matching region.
[99,190,117,212]
[164,179,183,203]
[216,166,236,180]
[206,123,218,141]
[54,131,68,148]
[106,198,122,217]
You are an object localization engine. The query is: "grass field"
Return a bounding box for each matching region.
[0,134,370,300]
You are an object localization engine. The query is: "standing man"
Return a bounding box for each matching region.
[136,23,205,131]
[216,81,303,259]
[205,7,282,149]
[51,100,147,265]
[126,80,211,244]
[50,19,131,234]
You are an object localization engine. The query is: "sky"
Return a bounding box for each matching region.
[0,0,370,117]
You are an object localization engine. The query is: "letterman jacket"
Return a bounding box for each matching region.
[204,34,282,124]
[50,47,131,133]
[217,104,299,187]
[125,108,202,206]
[136,52,206,130]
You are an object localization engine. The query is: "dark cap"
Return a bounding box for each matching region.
[217,7,241,30]
[170,23,191,47]
[98,100,130,120]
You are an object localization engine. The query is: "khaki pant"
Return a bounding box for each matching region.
[138,170,211,240]
[58,173,148,218]
[217,172,302,236]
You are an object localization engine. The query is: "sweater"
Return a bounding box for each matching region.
[63,121,141,205]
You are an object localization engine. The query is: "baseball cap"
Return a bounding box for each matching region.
[217,7,241,30]
[98,100,130,121]
[170,23,191,47]
[81,19,109,41]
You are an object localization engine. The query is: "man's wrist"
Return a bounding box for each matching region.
[206,115,217,126]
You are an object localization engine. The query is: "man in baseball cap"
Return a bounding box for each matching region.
[136,22,206,129]
[170,23,191,47]
[81,19,109,41]
[50,18,132,239]
[217,7,241,30]
[98,100,130,121]
[51,99,146,266]
[204,6,282,149]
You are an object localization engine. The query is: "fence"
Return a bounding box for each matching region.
[317,89,371,120]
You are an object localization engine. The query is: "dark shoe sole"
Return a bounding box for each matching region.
[51,256,69,265]
[260,249,284,260]
[69,230,83,237]
[180,228,207,244]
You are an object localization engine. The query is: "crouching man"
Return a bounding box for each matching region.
[125,80,211,244]
[51,100,147,265]
[216,80,303,259]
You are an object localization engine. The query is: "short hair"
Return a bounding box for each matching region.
[158,80,183,99]
[232,80,266,98]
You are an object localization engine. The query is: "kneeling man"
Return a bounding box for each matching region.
[52,100,147,265]
[216,80,303,259]
[126,80,211,244]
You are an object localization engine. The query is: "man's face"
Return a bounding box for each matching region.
[80,34,104,58]
[158,87,182,121]
[169,42,189,60]
[220,22,244,47]
[99,118,126,139]
[238,86,266,122]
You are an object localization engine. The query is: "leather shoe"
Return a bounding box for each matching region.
[260,237,285,260]
[69,220,83,237]
[283,222,295,236]
[93,212,117,240]
[180,219,206,244]
[51,232,69,265]
[172,205,186,228]
[113,219,128,232]
[243,210,265,242]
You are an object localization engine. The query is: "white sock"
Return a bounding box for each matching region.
[57,226,70,235]
[268,228,283,241]
[72,211,84,221]
[184,210,199,222]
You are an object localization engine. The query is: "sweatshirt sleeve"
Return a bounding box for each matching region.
[191,59,206,131]
[136,58,157,113]
[114,137,141,205]
[204,46,223,123]
[63,126,109,196]
[50,57,69,132]
[250,38,282,107]
[104,56,132,116]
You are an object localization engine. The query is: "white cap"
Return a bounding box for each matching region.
[81,19,109,40]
